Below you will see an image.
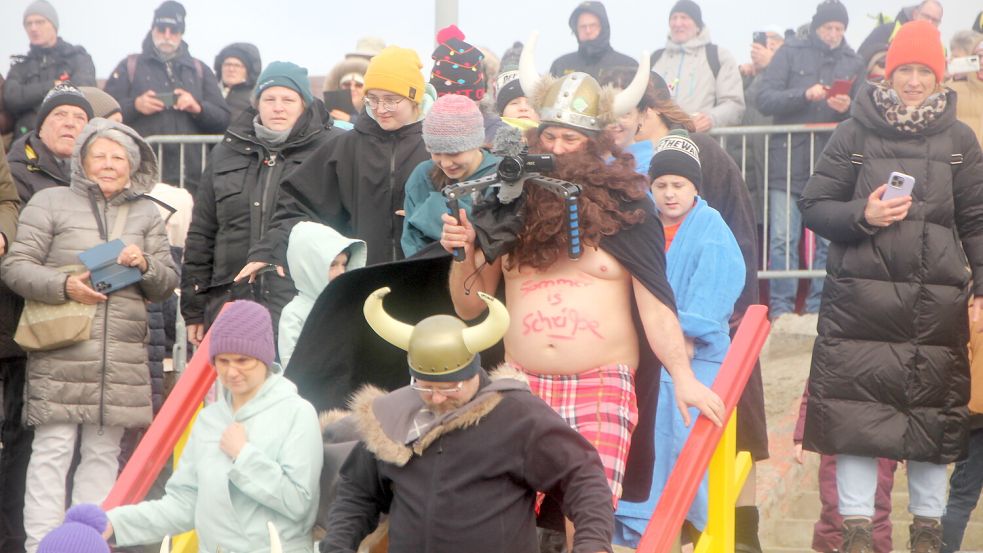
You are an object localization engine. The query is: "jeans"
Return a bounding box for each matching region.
[941,428,983,553]
[836,454,948,519]
[768,189,827,317]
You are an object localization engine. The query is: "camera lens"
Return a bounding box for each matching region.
[498,156,523,182]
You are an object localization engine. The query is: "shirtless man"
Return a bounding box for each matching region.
[440,60,725,507]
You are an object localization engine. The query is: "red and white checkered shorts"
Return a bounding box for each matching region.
[517,363,639,503]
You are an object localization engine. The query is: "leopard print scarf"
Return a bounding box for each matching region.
[872,81,947,134]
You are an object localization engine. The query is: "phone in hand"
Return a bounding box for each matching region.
[156,91,176,109]
[882,171,915,201]
[824,79,854,98]
[753,32,768,47]
[949,55,981,75]
[323,89,356,115]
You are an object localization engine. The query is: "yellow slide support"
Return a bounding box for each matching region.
[693,412,753,553]
[169,405,201,553]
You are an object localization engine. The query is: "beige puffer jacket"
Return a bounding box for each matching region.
[1,118,178,428]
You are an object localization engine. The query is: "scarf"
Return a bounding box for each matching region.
[253,116,290,147]
[872,81,947,135]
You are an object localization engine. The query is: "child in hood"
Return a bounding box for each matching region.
[278,222,366,369]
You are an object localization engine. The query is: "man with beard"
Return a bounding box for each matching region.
[322,288,615,553]
[440,40,725,512]
[104,1,229,194]
[549,1,637,81]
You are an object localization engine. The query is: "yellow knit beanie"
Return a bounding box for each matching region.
[363,46,426,104]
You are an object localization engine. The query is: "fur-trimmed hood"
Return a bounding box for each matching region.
[345,365,528,465]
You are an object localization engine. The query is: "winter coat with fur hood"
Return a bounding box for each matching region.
[799,86,983,463]
[1,119,179,428]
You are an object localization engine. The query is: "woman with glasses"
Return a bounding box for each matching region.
[239,45,434,273]
[182,61,336,349]
[213,42,262,123]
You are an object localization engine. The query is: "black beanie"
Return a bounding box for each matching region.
[974,11,983,34]
[36,82,93,129]
[649,129,702,191]
[670,0,704,29]
[152,1,186,33]
[811,0,848,31]
[495,42,524,114]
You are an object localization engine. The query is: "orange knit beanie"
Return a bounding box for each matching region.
[885,20,945,83]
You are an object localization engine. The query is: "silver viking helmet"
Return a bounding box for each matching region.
[363,287,510,382]
[519,31,651,133]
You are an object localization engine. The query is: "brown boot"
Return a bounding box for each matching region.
[841,517,874,553]
[909,516,943,553]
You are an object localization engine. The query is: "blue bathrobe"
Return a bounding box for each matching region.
[614,196,745,545]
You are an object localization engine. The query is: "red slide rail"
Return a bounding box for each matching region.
[635,304,771,552]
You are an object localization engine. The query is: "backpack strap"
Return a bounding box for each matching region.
[706,43,721,79]
[193,59,204,82]
[126,54,138,86]
[652,49,665,66]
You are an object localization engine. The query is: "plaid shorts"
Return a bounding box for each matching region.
[518,363,639,502]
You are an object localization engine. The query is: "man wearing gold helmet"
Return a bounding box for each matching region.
[440,34,725,510]
[321,288,615,553]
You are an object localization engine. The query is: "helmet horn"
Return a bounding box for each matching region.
[612,51,652,117]
[460,292,510,354]
[159,536,170,553]
[268,522,283,553]
[363,287,412,351]
[518,31,541,102]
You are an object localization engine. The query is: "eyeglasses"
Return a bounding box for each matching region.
[341,81,365,90]
[364,95,406,112]
[222,61,246,70]
[410,378,464,395]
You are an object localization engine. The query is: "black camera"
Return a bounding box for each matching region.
[496,151,554,183]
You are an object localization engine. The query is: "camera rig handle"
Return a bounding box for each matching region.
[443,174,583,262]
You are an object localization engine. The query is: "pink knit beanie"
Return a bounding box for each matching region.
[208,300,275,368]
[422,94,485,153]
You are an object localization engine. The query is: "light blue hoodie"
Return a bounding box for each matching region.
[108,370,323,553]
[279,222,366,369]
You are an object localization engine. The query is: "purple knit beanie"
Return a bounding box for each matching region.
[422,94,485,154]
[208,300,275,368]
[37,504,109,553]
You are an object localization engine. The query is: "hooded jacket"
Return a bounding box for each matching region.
[181,102,336,331]
[104,34,230,194]
[1,119,179,428]
[549,1,637,80]
[3,38,96,139]
[322,366,614,553]
[651,27,745,128]
[278,222,366,370]
[756,33,864,195]
[248,90,434,267]
[108,371,323,553]
[798,86,983,463]
[214,42,262,123]
[949,73,983,145]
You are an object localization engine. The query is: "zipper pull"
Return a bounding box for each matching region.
[265,153,277,167]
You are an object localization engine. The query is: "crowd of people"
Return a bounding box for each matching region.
[0,0,981,553]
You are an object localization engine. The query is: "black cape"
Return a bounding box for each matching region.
[287,197,675,504]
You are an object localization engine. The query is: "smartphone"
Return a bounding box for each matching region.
[156,91,175,109]
[323,89,356,115]
[753,32,768,47]
[824,79,854,98]
[948,55,981,75]
[882,171,915,201]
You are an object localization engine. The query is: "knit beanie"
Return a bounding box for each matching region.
[363,46,426,104]
[254,61,314,105]
[36,82,93,130]
[37,504,109,553]
[649,129,702,190]
[885,20,945,83]
[208,300,275,368]
[495,42,525,114]
[975,11,983,35]
[79,87,121,119]
[24,0,58,31]
[670,0,704,29]
[429,25,486,101]
[423,94,485,153]
[152,0,186,33]
[810,0,849,31]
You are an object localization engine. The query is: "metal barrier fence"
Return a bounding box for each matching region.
[147,124,839,281]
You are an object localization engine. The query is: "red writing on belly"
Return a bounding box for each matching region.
[522,308,604,340]
[520,278,591,296]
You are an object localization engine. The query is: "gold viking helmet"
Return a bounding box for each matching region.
[519,31,651,133]
[363,287,510,382]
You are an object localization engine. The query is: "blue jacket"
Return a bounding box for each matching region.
[400,150,499,257]
[108,371,323,553]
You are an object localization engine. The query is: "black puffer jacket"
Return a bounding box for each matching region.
[548,1,637,80]
[214,43,262,124]
[3,39,96,139]
[182,102,335,331]
[103,34,229,194]
[756,34,864,195]
[248,112,428,267]
[799,86,983,463]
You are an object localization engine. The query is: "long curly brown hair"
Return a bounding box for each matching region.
[505,128,649,271]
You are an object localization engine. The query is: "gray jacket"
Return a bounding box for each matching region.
[1,119,178,428]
